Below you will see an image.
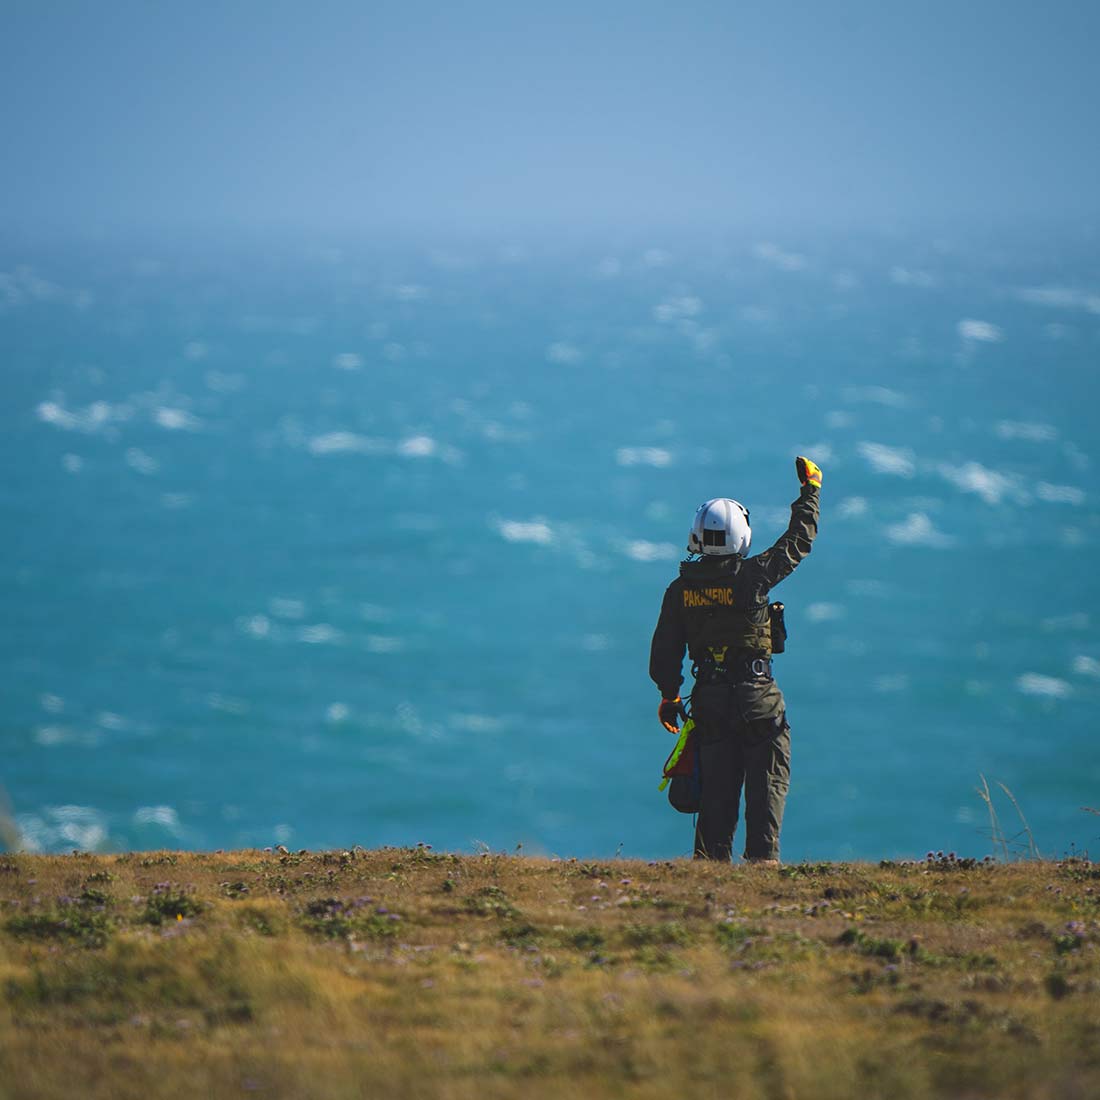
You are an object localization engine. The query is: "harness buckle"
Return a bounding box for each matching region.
[750,657,769,678]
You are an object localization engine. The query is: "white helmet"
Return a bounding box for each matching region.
[687,498,751,556]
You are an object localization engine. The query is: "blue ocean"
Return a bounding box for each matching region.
[3,227,1098,861]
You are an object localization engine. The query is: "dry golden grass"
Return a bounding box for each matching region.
[1,848,1099,1099]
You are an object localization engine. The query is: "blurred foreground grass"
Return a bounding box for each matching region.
[1,848,1099,1099]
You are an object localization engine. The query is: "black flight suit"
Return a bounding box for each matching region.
[649,483,819,861]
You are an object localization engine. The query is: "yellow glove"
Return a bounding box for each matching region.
[796,456,822,488]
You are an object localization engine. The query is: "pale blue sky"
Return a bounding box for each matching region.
[3,1,1098,232]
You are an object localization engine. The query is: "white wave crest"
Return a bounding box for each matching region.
[859,442,915,477]
[654,296,702,323]
[308,432,384,456]
[624,540,679,562]
[938,461,1013,505]
[844,387,909,408]
[398,435,437,458]
[616,447,672,468]
[298,624,343,645]
[154,407,201,431]
[1036,482,1085,505]
[1017,286,1100,314]
[1072,655,1100,679]
[204,370,245,393]
[889,266,935,288]
[885,513,953,548]
[269,597,306,620]
[1016,673,1071,699]
[238,614,271,638]
[496,519,554,545]
[995,420,1057,443]
[546,342,583,365]
[753,242,807,271]
[125,448,159,475]
[806,602,845,622]
[37,399,132,433]
[133,805,182,834]
[958,319,1004,343]
[16,805,109,852]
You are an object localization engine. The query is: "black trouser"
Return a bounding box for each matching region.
[693,710,791,862]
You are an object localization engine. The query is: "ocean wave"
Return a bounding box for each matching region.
[237,614,272,639]
[37,398,133,433]
[297,624,343,645]
[1072,655,1100,679]
[884,513,953,548]
[125,448,160,475]
[1016,673,1071,699]
[806,602,845,622]
[450,713,505,733]
[616,447,672,468]
[889,266,935,288]
[1036,482,1086,505]
[844,387,910,408]
[873,674,910,693]
[34,724,98,748]
[306,429,461,463]
[495,518,554,544]
[623,540,679,563]
[269,597,306,620]
[858,442,915,477]
[654,296,702,323]
[546,342,583,365]
[397,435,436,458]
[154,406,202,431]
[16,805,110,852]
[995,420,1058,443]
[958,319,1004,343]
[206,693,249,715]
[937,461,1014,505]
[133,805,183,836]
[332,352,363,370]
[753,242,807,272]
[1017,286,1100,314]
[307,432,386,455]
[204,369,246,393]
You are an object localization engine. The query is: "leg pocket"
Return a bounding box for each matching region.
[743,711,789,749]
[733,681,785,725]
[690,683,734,740]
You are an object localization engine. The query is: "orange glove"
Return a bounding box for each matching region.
[796,455,822,488]
[658,697,684,733]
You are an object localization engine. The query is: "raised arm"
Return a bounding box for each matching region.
[754,456,821,590]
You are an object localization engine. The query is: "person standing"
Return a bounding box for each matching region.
[649,457,821,864]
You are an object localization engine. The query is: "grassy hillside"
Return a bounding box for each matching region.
[1,848,1098,1099]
